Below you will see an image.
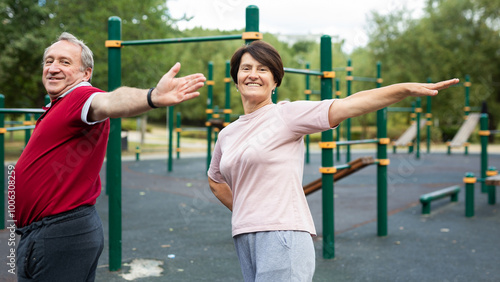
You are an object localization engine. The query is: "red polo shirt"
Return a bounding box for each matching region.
[15,85,110,228]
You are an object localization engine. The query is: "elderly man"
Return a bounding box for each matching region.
[14,32,206,281]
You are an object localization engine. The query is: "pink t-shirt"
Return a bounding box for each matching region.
[208,99,335,237]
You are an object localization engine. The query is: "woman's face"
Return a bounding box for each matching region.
[236,53,277,102]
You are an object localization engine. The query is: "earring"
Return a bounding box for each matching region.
[272,89,275,95]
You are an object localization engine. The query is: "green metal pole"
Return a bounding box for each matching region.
[464,75,471,157]
[273,87,278,103]
[107,16,122,272]
[320,35,335,259]
[176,112,181,159]
[24,113,31,146]
[426,78,432,154]
[225,61,231,127]
[487,167,497,204]
[305,63,311,164]
[464,74,470,118]
[206,62,214,171]
[335,78,341,162]
[480,113,488,193]
[135,146,140,161]
[346,59,352,162]
[245,5,259,44]
[168,106,174,172]
[464,172,476,217]
[376,61,388,236]
[0,95,4,229]
[409,102,415,154]
[416,98,421,159]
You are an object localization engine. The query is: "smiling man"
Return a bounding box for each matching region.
[14,32,205,282]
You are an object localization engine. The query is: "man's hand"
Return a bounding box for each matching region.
[151,62,207,107]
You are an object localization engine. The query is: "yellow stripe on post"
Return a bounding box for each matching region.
[318,142,336,149]
[105,40,122,48]
[378,138,390,145]
[322,71,335,78]
[242,32,263,40]
[463,177,477,184]
[206,81,215,86]
[223,78,232,83]
[0,128,6,134]
[304,90,312,95]
[377,159,390,166]
[486,170,498,177]
[319,167,337,174]
[479,130,490,136]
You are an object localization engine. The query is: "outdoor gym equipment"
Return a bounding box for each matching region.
[106,5,262,271]
[419,186,460,214]
[303,156,375,195]
[0,95,45,229]
[389,98,426,158]
[205,61,233,170]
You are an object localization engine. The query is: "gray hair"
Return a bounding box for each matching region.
[43,32,94,81]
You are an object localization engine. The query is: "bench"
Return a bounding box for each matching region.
[420,186,460,214]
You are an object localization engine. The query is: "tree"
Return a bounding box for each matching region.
[0,0,55,108]
[366,0,500,136]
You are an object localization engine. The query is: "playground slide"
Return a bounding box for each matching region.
[303,156,375,195]
[449,113,480,147]
[393,119,427,147]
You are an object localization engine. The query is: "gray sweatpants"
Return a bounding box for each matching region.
[233,231,315,282]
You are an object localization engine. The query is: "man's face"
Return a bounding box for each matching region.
[42,40,91,99]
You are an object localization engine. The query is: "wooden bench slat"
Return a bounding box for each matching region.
[485,175,500,186]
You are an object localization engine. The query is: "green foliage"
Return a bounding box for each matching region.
[0,0,55,108]
[366,0,500,131]
[1,0,498,136]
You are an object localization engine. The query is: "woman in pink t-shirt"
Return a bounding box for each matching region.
[208,40,458,281]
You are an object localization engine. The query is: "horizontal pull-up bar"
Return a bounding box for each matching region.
[106,32,263,47]
[346,76,383,83]
[284,67,324,76]
[284,67,335,78]
[336,139,379,146]
[387,107,416,112]
[0,108,45,114]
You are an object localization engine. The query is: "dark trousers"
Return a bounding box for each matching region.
[16,205,104,282]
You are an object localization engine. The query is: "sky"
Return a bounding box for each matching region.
[167,0,427,53]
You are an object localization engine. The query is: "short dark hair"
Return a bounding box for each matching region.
[230,41,284,87]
